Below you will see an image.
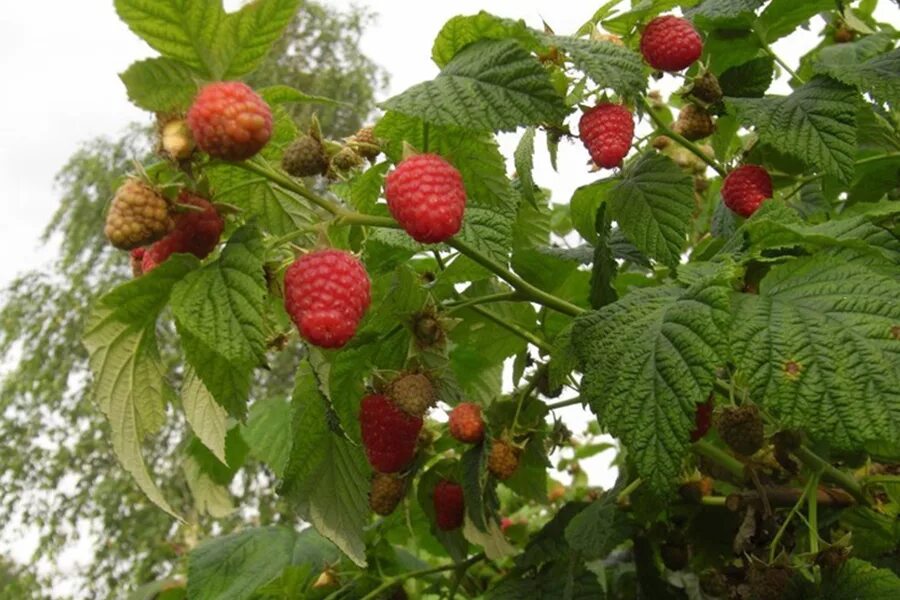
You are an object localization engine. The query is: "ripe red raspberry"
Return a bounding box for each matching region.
[579,104,634,169]
[387,372,435,417]
[488,440,521,481]
[432,479,465,531]
[359,394,423,473]
[283,249,371,348]
[141,193,224,273]
[186,82,272,161]
[722,165,773,218]
[384,154,466,243]
[448,403,484,444]
[690,395,714,442]
[104,179,173,250]
[640,16,702,72]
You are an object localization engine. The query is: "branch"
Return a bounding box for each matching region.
[793,445,868,505]
[725,485,855,512]
[638,96,726,177]
[359,553,485,600]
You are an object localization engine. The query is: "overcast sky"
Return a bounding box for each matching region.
[1,0,896,594]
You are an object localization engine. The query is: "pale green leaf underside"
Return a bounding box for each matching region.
[609,153,695,268]
[573,281,730,492]
[242,398,292,477]
[171,225,267,418]
[82,256,199,518]
[731,255,900,455]
[119,56,198,112]
[514,127,537,207]
[183,456,234,518]
[729,77,858,182]
[182,367,229,464]
[382,39,567,132]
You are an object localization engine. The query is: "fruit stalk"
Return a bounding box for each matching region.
[639,96,726,176]
[357,553,486,600]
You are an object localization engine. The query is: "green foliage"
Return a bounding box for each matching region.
[5,2,900,599]
[382,39,568,132]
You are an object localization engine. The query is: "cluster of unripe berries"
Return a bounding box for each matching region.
[359,370,522,531]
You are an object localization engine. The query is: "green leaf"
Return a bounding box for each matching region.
[171,225,267,418]
[280,361,368,566]
[718,57,774,98]
[758,0,833,43]
[375,112,518,214]
[729,77,859,183]
[688,0,765,28]
[242,397,292,477]
[573,280,730,493]
[332,162,390,214]
[432,11,542,68]
[119,57,198,112]
[461,444,497,532]
[182,367,228,464]
[187,527,296,600]
[488,560,606,599]
[183,455,234,518]
[381,39,567,132]
[546,35,645,98]
[501,435,550,503]
[456,207,514,265]
[731,254,900,455]
[609,153,695,268]
[114,0,225,77]
[518,502,587,569]
[565,495,631,559]
[257,84,343,108]
[82,255,199,518]
[589,204,618,309]
[818,558,900,599]
[602,0,686,35]
[206,163,318,238]
[220,0,301,78]
[570,180,615,244]
[815,48,900,108]
[515,127,537,208]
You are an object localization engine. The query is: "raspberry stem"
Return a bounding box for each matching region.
[358,553,485,600]
[639,96,726,177]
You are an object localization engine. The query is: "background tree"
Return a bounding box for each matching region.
[0,3,386,596]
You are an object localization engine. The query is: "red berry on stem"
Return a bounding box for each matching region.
[432,479,465,531]
[579,104,634,169]
[384,154,466,243]
[283,249,371,348]
[187,82,273,161]
[690,396,714,442]
[722,165,773,218]
[640,16,702,72]
[359,394,423,473]
[448,403,485,444]
[141,193,224,273]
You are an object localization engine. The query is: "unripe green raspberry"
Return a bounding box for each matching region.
[104,179,173,250]
[282,135,328,177]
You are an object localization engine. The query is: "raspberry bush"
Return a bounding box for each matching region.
[81,1,899,598]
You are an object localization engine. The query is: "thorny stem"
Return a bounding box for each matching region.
[808,471,822,575]
[546,396,585,411]
[444,291,523,314]
[638,96,727,176]
[759,37,805,84]
[469,304,554,354]
[793,445,868,505]
[358,553,485,600]
[616,477,644,505]
[511,364,543,431]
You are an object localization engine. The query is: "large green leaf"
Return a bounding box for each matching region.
[757,0,833,43]
[816,48,900,108]
[186,527,296,600]
[547,35,645,98]
[431,11,542,68]
[220,0,301,78]
[455,207,514,265]
[731,254,900,456]
[488,560,606,599]
[687,0,765,28]
[242,397,292,477]
[115,0,300,80]
[119,57,198,112]
[171,225,267,418]
[182,367,229,464]
[381,39,567,132]
[729,77,858,182]
[816,559,900,599]
[514,127,537,207]
[83,255,199,518]
[573,279,730,493]
[565,493,631,559]
[280,361,369,566]
[115,0,224,76]
[608,153,695,268]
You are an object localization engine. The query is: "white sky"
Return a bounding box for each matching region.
[1,0,897,595]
